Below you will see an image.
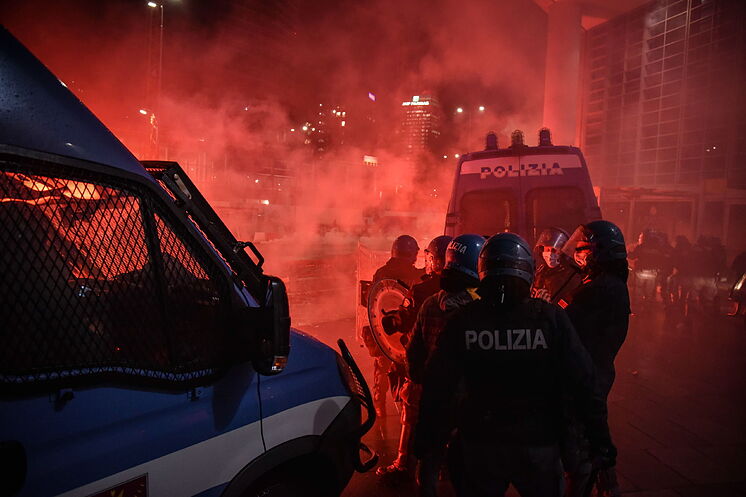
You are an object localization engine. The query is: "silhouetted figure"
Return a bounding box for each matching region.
[564,221,630,497]
[629,229,667,306]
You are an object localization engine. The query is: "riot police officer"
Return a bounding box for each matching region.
[373,234,425,286]
[670,235,695,310]
[628,229,666,305]
[415,233,614,497]
[376,234,482,488]
[531,227,582,307]
[395,235,454,335]
[414,235,453,309]
[563,220,630,497]
[364,235,426,437]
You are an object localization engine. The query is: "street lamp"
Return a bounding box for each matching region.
[137,108,158,158]
[456,105,487,149]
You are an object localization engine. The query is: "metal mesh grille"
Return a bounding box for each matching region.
[153,176,234,277]
[0,161,231,391]
[153,213,228,370]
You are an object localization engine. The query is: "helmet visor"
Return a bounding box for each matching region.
[562,225,588,261]
[535,228,569,251]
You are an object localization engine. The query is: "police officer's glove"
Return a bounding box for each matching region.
[361,326,379,356]
[381,309,402,335]
[590,443,617,470]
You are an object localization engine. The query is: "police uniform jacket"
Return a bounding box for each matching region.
[398,274,442,334]
[373,257,425,287]
[407,288,476,384]
[414,297,610,456]
[629,242,666,271]
[565,272,630,399]
[532,262,582,306]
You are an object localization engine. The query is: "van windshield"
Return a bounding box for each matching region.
[526,187,586,244]
[460,189,516,237]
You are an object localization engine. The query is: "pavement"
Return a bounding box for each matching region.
[303,303,746,497]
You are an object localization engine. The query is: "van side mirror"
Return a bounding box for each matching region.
[252,276,291,375]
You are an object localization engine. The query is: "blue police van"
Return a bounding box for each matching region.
[445,130,601,244]
[0,26,375,497]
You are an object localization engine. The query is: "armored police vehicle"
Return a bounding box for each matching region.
[0,27,375,497]
[445,129,601,244]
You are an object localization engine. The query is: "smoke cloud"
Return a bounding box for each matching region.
[3,0,549,326]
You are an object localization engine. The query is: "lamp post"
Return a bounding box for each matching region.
[138,108,158,158]
[147,2,164,156]
[455,105,486,150]
[147,2,164,114]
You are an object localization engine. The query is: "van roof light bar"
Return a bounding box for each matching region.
[538,127,552,146]
[485,131,499,150]
[510,129,525,148]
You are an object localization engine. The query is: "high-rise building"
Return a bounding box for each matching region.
[399,94,443,161]
[580,0,746,190]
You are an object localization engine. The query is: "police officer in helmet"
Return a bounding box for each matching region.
[390,234,483,494]
[415,233,615,497]
[373,234,425,286]
[393,235,454,336]
[416,235,454,305]
[563,220,630,497]
[364,235,425,439]
[532,227,582,306]
[375,235,454,483]
[628,229,666,305]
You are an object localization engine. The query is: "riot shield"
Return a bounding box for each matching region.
[366,278,410,365]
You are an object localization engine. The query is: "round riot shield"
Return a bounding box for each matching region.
[367,279,410,365]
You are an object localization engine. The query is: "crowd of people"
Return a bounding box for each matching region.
[626,230,741,315]
[362,221,632,497]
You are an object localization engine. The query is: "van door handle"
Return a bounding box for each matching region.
[54,388,75,411]
[0,440,27,496]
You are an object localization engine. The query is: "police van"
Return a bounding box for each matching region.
[0,27,375,497]
[445,129,601,244]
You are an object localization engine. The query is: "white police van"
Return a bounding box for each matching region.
[445,129,602,245]
[0,26,375,497]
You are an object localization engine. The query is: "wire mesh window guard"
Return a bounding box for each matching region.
[0,160,231,391]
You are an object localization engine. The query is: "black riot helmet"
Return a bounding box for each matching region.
[478,233,535,286]
[534,227,570,252]
[444,234,485,282]
[391,234,419,262]
[638,228,659,247]
[425,235,453,275]
[565,220,627,265]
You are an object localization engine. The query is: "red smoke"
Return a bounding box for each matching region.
[3,0,550,325]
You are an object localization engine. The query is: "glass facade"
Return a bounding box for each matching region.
[580,0,746,189]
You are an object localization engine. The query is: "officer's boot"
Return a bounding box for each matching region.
[376,423,412,481]
[597,466,622,497]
